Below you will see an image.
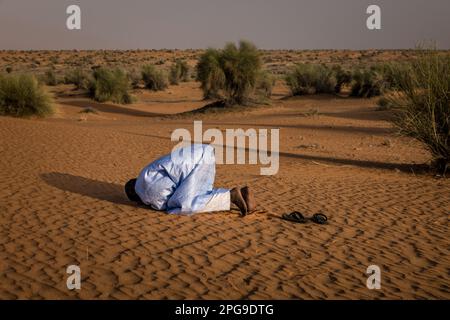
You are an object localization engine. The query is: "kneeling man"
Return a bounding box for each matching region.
[125,144,255,216]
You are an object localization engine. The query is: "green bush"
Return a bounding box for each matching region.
[169,60,189,85]
[127,69,142,89]
[333,65,352,93]
[0,73,54,117]
[255,70,275,98]
[196,48,225,99]
[390,50,450,174]
[89,67,134,104]
[42,69,58,86]
[286,63,336,95]
[350,69,385,98]
[220,41,262,104]
[64,68,91,90]
[196,40,262,105]
[141,64,168,91]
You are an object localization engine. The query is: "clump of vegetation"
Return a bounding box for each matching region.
[5,66,13,74]
[333,65,352,93]
[169,60,189,85]
[255,70,275,98]
[127,69,142,89]
[286,63,336,95]
[64,68,91,90]
[89,67,134,104]
[350,69,385,98]
[196,40,262,105]
[42,69,58,86]
[0,73,54,117]
[389,50,450,174]
[141,64,168,91]
[196,48,225,99]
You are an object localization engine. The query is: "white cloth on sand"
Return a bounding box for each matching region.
[135,144,230,214]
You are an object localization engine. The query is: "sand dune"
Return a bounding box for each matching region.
[0,84,449,299]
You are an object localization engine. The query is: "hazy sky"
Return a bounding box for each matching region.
[0,0,449,50]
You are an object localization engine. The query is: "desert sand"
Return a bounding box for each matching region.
[0,53,449,299]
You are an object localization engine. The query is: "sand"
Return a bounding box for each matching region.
[0,81,449,299]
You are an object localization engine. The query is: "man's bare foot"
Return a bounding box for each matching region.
[230,187,247,216]
[241,186,256,213]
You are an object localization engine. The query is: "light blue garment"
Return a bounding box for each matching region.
[135,144,229,214]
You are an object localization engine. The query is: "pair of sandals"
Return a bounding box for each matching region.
[281,211,328,225]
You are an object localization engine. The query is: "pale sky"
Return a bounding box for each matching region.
[0,0,449,50]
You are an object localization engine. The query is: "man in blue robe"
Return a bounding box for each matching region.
[124,144,255,216]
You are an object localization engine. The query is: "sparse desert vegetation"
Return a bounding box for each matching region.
[286,63,336,95]
[196,40,271,105]
[169,59,189,85]
[0,73,53,116]
[141,64,168,91]
[89,67,134,104]
[389,50,450,173]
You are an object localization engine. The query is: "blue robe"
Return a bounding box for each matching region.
[135,144,230,214]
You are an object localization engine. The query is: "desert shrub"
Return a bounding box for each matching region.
[127,69,142,89]
[0,73,54,117]
[141,64,168,91]
[255,70,275,98]
[64,68,91,90]
[89,67,134,104]
[196,40,262,105]
[196,48,225,99]
[220,41,262,104]
[42,69,58,86]
[333,65,352,93]
[169,60,189,85]
[286,63,336,95]
[350,69,385,98]
[389,50,450,174]
[5,66,13,74]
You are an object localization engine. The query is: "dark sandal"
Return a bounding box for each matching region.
[311,213,328,224]
[282,211,328,224]
[281,211,308,223]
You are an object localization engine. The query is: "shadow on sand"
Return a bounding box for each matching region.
[41,172,143,208]
[59,100,165,118]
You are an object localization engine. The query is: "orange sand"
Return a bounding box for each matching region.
[0,81,449,299]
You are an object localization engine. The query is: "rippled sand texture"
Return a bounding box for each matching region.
[0,82,449,299]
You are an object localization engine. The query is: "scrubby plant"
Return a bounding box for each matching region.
[42,69,58,86]
[5,66,13,74]
[286,63,336,95]
[333,65,352,93]
[127,69,142,89]
[64,68,91,90]
[196,40,262,105]
[141,64,168,91]
[255,70,275,98]
[169,60,189,85]
[89,67,134,104]
[0,73,54,117]
[220,41,262,105]
[389,50,450,174]
[350,69,385,98]
[196,48,225,99]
